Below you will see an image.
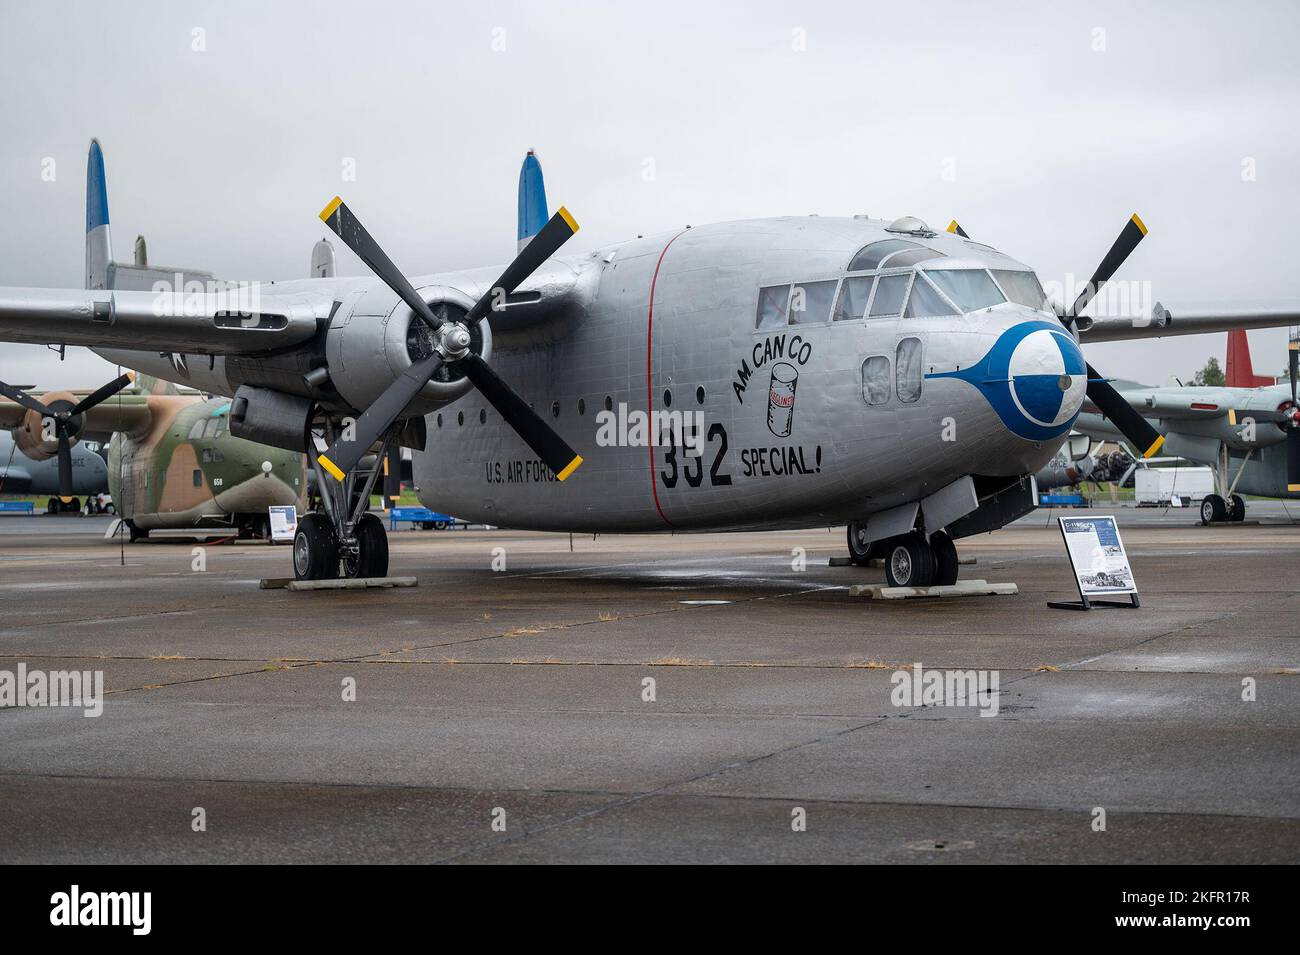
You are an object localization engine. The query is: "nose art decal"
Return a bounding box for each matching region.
[926,321,1087,441]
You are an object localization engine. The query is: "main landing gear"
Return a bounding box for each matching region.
[1200,492,1246,525]
[295,419,393,581]
[846,523,960,588]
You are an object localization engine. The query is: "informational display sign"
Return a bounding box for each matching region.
[1051,515,1139,610]
[268,505,298,543]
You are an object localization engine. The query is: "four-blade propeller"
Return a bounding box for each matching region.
[0,373,134,499]
[315,198,584,484]
[1057,214,1165,458]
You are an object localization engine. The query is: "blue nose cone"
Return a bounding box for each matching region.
[926,321,1088,441]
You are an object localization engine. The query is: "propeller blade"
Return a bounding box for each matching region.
[0,380,52,416]
[1086,365,1165,458]
[70,372,134,416]
[56,430,73,499]
[317,353,443,482]
[1289,340,1298,404]
[460,352,582,480]
[463,208,579,326]
[319,197,444,332]
[946,219,969,238]
[1288,429,1300,492]
[383,445,402,502]
[1068,213,1147,320]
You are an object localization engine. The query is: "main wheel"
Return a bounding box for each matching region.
[847,521,881,567]
[884,533,935,588]
[343,512,389,579]
[1229,494,1246,522]
[1200,493,1227,525]
[293,513,339,580]
[46,497,58,514]
[930,531,960,586]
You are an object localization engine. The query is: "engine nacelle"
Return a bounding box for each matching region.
[325,285,491,416]
[11,391,82,460]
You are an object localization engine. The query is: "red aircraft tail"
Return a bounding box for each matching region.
[1225,329,1273,388]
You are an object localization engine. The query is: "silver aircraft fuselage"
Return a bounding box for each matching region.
[94,216,1087,533]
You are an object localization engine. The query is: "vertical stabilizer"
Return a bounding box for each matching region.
[517,148,549,252]
[1225,330,1273,388]
[85,139,113,289]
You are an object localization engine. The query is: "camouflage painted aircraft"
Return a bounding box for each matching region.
[1,140,1298,585]
[0,373,307,539]
[1073,332,1300,524]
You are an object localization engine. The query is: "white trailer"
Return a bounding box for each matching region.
[1133,467,1216,506]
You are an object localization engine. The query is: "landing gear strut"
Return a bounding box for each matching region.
[297,418,393,581]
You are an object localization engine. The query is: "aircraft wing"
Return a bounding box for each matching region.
[0,392,154,436]
[0,287,332,354]
[1080,387,1243,422]
[1080,302,1300,343]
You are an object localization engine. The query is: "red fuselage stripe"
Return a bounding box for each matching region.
[647,231,688,527]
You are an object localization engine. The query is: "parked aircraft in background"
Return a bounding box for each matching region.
[1,141,1298,585]
[0,427,109,510]
[1074,332,1299,523]
[0,373,307,539]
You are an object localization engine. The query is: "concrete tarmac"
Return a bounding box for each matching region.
[0,506,1296,863]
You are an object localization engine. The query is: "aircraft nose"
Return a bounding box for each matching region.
[1005,323,1087,430]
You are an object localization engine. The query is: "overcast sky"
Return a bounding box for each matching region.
[1,0,1297,388]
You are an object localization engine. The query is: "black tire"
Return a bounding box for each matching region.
[420,522,435,531]
[344,512,389,579]
[126,520,148,543]
[46,498,58,515]
[930,531,960,586]
[884,533,935,588]
[433,520,448,531]
[1200,493,1227,525]
[293,513,339,580]
[1229,494,1246,522]
[846,521,881,566]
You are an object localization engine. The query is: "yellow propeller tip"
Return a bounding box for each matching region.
[1142,434,1165,458]
[1130,212,1148,236]
[557,206,579,233]
[556,455,583,481]
[317,454,345,482]
[319,196,343,222]
[946,220,960,234]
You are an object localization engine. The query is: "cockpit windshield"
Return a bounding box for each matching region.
[991,270,1050,311]
[923,268,1005,312]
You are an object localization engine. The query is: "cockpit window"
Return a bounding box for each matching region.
[756,284,790,330]
[848,239,921,272]
[833,276,873,321]
[991,270,1050,311]
[923,268,1005,312]
[789,280,837,325]
[868,274,910,318]
[904,273,958,317]
[879,248,945,269]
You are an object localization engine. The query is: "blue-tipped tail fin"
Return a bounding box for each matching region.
[85,139,113,289]
[517,148,549,252]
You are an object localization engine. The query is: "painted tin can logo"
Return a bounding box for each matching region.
[767,362,798,437]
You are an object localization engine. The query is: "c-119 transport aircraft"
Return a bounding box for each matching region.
[0,141,1297,585]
